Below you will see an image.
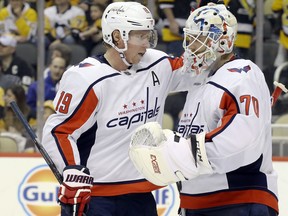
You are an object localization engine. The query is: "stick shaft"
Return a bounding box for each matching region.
[10,101,63,184]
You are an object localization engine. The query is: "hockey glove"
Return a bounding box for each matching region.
[129,122,213,186]
[58,165,94,216]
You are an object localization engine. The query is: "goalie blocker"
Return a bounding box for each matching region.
[129,122,213,186]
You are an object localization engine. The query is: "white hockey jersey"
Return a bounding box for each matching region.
[44,4,86,39]
[177,59,278,213]
[42,49,192,196]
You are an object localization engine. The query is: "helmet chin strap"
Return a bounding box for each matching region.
[112,42,132,67]
[119,52,132,67]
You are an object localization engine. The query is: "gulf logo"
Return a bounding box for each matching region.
[153,183,180,216]
[18,164,60,216]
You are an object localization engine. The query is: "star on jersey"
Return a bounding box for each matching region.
[183,113,193,118]
[227,65,251,73]
[123,100,144,109]
[108,97,160,129]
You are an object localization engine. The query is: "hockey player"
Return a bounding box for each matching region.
[41,2,194,216]
[129,3,278,216]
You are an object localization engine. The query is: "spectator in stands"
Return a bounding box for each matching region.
[157,0,196,129]
[3,84,31,132]
[27,0,81,10]
[49,42,72,65]
[78,0,93,24]
[272,0,288,67]
[223,0,255,59]
[0,0,37,43]
[0,55,21,90]
[78,0,111,23]
[27,56,67,113]
[157,0,197,57]
[0,84,31,152]
[0,34,35,89]
[44,0,87,48]
[45,42,72,76]
[79,3,105,54]
[0,51,22,134]
[0,57,22,135]
[45,0,81,7]
[24,100,56,152]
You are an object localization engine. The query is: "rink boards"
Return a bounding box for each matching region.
[0,153,286,216]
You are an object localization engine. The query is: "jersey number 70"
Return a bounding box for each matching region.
[240,95,259,118]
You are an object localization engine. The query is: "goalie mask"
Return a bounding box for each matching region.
[102,2,157,53]
[182,3,237,74]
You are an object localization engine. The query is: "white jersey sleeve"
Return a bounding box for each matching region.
[204,61,272,173]
[42,57,103,172]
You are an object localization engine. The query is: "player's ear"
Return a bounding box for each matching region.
[112,30,122,46]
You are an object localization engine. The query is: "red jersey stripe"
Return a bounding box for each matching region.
[180,189,278,213]
[54,89,99,165]
[206,91,238,140]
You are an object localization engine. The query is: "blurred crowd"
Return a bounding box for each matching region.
[0,0,287,153]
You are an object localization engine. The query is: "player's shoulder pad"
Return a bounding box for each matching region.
[134,48,170,69]
[211,59,256,88]
[146,48,168,57]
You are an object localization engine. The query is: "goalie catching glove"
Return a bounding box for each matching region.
[129,122,213,186]
[58,165,94,216]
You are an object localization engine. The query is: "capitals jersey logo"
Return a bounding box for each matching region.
[178,109,205,137]
[227,65,251,73]
[107,87,161,129]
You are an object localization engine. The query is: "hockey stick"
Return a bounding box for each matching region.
[271,81,288,107]
[10,101,63,184]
